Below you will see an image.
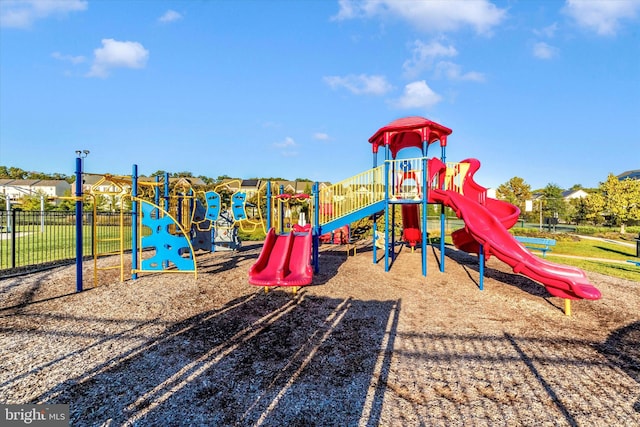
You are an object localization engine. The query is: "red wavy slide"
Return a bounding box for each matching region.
[428,158,601,301]
[248,225,313,288]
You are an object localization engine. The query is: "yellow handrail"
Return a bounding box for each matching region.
[315,165,385,226]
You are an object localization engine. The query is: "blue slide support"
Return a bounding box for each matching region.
[422,155,428,277]
[440,145,446,272]
[312,182,320,273]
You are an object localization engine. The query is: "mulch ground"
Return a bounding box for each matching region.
[0,240,638,426]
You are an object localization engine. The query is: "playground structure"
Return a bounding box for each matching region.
[249,116,602,307]
[71,116,602,310]
[73,167,265,290]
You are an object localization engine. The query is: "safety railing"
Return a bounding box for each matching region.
[315,165,385,226]
[387,157,426,201]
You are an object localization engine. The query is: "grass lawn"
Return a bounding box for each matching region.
[0,225,133,270]
[548,238,640,281]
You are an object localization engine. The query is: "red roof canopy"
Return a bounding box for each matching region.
[368,116,452,158]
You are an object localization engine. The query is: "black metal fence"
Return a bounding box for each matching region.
[0,210,132,277]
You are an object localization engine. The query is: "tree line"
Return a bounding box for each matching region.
[3,165,638,232]
[497,175,640,233]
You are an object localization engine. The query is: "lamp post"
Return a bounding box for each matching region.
[75,150,89,292]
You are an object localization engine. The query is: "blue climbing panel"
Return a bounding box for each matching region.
[139,201,195,271]
[205,191,221,221]
[231,191,247,221]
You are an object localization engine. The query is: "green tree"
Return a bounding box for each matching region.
[600,174,640,233]
[584,192,605,226]
[54,189,77,211]
[567,197,588,225]
[8,167,27,179]
[20,193,54,211]
[496,176,532,219]
[542,183,566,222]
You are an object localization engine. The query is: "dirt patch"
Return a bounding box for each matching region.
[1,240,638,426]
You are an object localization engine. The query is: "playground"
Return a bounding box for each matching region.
[1,242,639,425]
[1,116,638,425]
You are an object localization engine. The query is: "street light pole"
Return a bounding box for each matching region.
[539,198,543,231]
[75,150,89,292]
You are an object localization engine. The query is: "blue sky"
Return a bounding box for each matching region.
[1,0,639,190]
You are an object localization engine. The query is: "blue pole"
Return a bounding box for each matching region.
[154,175,160,206]
[132,164,138,280]
[479,243,485,290]
[279,184,285,234]
[164,172,170,212]
[422,155,428,277]
[75,156,83,292]
[372,151,378,265]
[163,172,170,268]
[266,181,272,231]
[384,156,390,272]
[440,144,446,272]
[312,182,320,273]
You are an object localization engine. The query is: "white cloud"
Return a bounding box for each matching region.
[403,39,457,77]
[274,137,296,148]
[52,51,86,64]
[1,0,87,28]
[532,42,558,60]
[87,39,149,78]
[391,81,442,109]
[323,74,393,95]
[533,22,558,38]
[563,0,640,36]
[313,132,330,141]
[158,9,182,23]
[333,0,507,35]
[404,40,484,82]
[434,61,485,82]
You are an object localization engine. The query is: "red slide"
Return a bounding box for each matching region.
[427,158,601,301]
[248,226,313,288]
[401,205,421,249]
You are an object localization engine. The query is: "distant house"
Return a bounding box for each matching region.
[561,189,589,200]
[0,179,71,206]
[617,169,640,181]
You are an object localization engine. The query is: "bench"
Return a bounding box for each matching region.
[514,236,556,258]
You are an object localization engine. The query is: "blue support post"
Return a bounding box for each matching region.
[372,150,378,265]
[479,243,485,290]
[154,175,160,206]
[279,184,285,234]
[74,156,83,292]
[421,155,428,277]
[163,172,170,268]
[312,182,320,273]
[266,181,272,231]
[132,164,138,280]
[440,144,446,272]
[163,172,170,212]
[384,157,390,272]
